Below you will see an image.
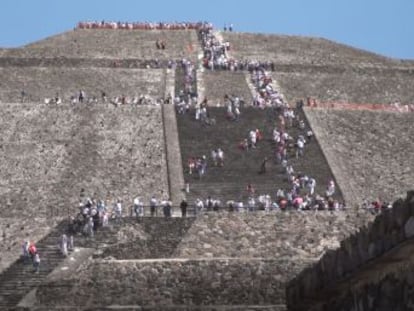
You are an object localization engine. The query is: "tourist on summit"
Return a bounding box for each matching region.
[180,199,188,217]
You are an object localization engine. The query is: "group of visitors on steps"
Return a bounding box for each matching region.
[178,25,348,213]
[21,241,40,273]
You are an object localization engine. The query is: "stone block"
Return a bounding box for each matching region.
[404,216,414,238]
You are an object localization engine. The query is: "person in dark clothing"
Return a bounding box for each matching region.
[163,199,172,217]
[259,157,268,174]
[180,199,188,217]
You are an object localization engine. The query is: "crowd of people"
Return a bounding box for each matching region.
[21,240,41,273]
[39,89,173,106]
[69,196,177,233]
[76,21,213,31]
[176,28,349,213]
[198,25,275,71]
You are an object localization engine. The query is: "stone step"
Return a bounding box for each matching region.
[29,305,286,311]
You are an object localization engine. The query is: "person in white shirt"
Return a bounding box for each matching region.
[249,130,257,148]
[59,234,68,257]
[195,198,204,215]
[133,197,144,217]
[296,137,305,158]
[150,196,158,217]
[326,180,336,197]
[307,177,316,195]
[114,199,122,223]
[217,148,224,167]
[211,149,218,166]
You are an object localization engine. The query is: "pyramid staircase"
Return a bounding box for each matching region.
[176,106,343,205]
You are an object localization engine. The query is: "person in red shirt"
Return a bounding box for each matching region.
[246,183,255,196]
[28,243,37,261]
[187,157,195,175]
[255,129,263,142]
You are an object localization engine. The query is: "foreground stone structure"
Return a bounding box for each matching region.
[31,211,372,309]
[287,191,414,311]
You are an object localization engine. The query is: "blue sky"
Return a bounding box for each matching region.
[1,0,413,59]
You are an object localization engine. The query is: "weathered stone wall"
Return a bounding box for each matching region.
[304,109,414,207]
[276,69,414,105]
[3,29,200,61]
[202,71,253,105]
[223,32,401,66]
[306,266,414,311]
[224,32,414,105]
[0,67,165,102]
[94,217,195,259]
[28,210,373,309]
[0,104,168,218]
[286,191,414,311]
[36,258,300,307]
[174,212,374,259]
[0,57,174,68]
